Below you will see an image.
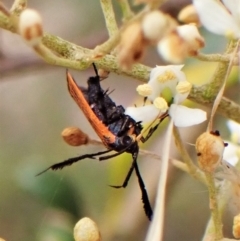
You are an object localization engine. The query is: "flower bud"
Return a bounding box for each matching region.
[19,9,43,46]
[233,214,240,238]
[178,4,200,25]
[196,131,225,173]
[74,217,101,241]
[117,22,146,70]
[136,84,152,97]
[61,127,89,146]
[142,11,177,43]
[158,24,205,63]
[177,24,205,50]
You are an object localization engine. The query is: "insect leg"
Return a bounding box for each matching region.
[141,120,162,143]
[94,146,130,161]
[92,63,99,77]
[109,148,153,220]
[36,149,113,176]
[109,161,135,188]
[141,113,168,143]
[132,149,153,220]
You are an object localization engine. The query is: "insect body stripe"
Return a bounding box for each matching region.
[66,71,116,148]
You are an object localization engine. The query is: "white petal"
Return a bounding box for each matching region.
[227,120,240,133]
[125,105,160,124]
[173,92,189,104]
[169,104,207,127]
[193,0,240,38]
[217,160,240,184]
[227,120,240,143]
[222,0,240,25]
[223,142,239,166]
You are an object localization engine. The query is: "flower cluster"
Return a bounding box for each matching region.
[117,9,205,69]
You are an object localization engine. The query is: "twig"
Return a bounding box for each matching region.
[196,52,239,65]
[207,40,240,131]
[173,126,206,183]
[0,2,10,17]
[117,0,134,21]
[204,173,223,240]
[100,0,118,37]
[10,0,27,16]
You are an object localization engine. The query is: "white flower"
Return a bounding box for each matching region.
[126,65,207,127]
[193,0,240,38]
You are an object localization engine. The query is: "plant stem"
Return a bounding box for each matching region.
[100,0,118,37]
[205,172,223,241]
[173,126,206,183]
[117,0,134,21]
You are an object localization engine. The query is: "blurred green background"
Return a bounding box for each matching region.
[1,1,239,241]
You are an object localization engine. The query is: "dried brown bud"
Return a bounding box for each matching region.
[19,9,43,46]
[61,127,89,146]
[233,213,240,238]
[117,22,146,70]
[196,131,225,173]
[74,217,101,241]
[98,69,109,80]
[178,4,201,26]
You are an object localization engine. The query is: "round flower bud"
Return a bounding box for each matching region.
[136,84,152,97]
[19,9,43,46]
[74,217,101,241]
[142,11,176,43]
[233,213,240,238]
[153,97,168,112]
[196,131,225,173]
[61,127,89,146]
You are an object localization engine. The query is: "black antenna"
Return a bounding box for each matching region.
[92,63,99,77]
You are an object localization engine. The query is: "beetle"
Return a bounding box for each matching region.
[38,64,166,220]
